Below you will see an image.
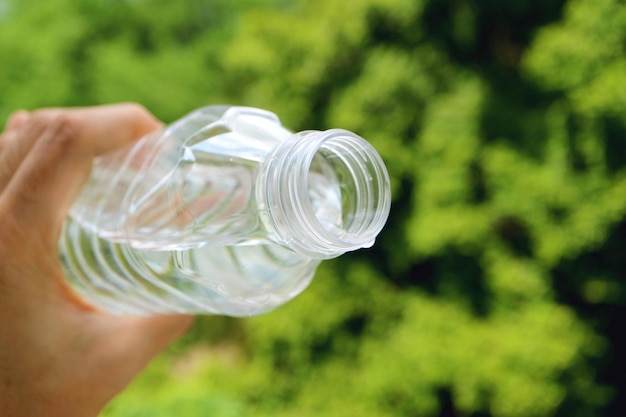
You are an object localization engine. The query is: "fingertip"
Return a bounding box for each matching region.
[110,102,164,133]
[4,110,30,132]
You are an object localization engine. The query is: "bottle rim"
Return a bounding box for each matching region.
[261,129,391,259]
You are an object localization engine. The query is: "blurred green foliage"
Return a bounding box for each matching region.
[2,0,626,416]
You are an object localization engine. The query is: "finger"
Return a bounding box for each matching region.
[0,111,57,191]
[4,109,30,132]
[0,104,159,192]
[1,103,161,240]
[0,110,30,166]
[48,103,162,155]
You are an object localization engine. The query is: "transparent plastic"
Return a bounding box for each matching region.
[59,106,391,316]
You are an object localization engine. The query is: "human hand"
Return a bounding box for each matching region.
[0,104,193,417]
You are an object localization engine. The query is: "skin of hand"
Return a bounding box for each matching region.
[0,104,194,417]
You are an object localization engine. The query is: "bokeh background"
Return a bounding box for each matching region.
[2,0,626,416]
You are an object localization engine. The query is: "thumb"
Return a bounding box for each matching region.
[118,314,194,355]
[98,314,194,370]
[64,314,194,415]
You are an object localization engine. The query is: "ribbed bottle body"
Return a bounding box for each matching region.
[60,218,318,316]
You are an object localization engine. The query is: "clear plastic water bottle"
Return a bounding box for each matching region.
[59,106,391,316]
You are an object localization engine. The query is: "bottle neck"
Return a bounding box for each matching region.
[259,129,391,259]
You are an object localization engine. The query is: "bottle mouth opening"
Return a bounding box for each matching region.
[264,129,391,259]
[304,130,390,251]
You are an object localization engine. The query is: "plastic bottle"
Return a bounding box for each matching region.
[59,106,391,316]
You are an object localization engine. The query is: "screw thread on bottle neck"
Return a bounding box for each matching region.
[260,129,391,259]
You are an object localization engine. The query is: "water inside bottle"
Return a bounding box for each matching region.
[61,216,320,315]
